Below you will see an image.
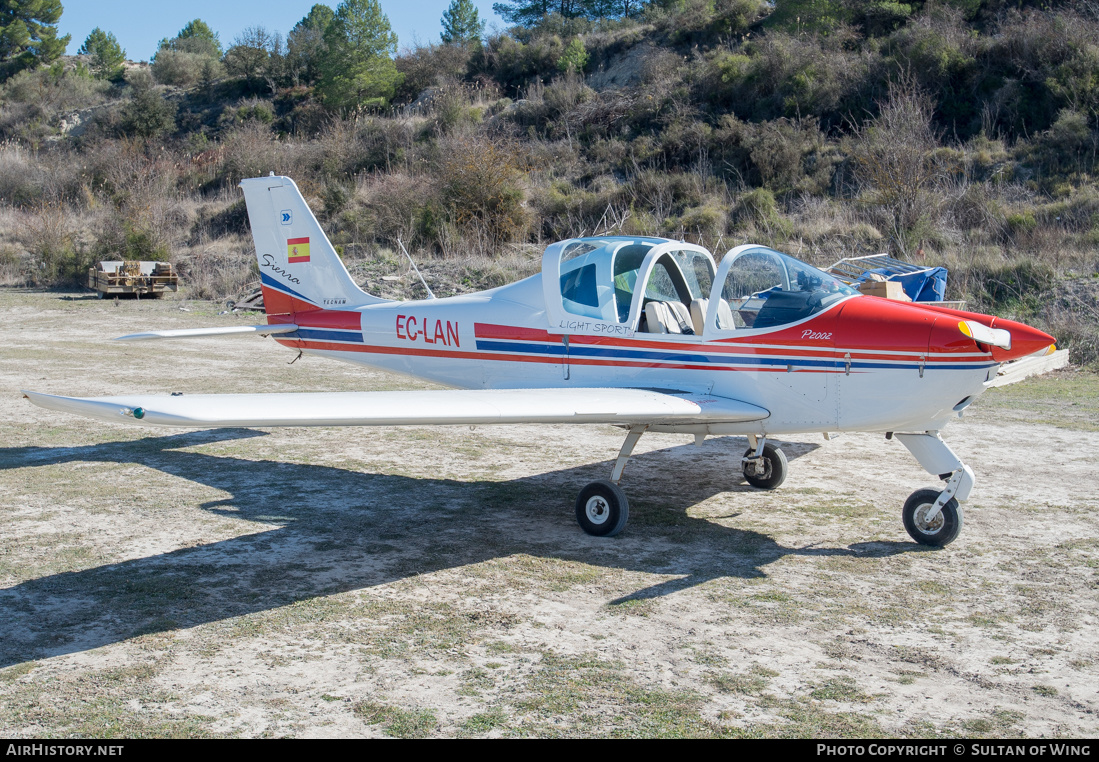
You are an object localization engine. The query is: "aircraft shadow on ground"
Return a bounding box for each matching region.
[0,429,918,667]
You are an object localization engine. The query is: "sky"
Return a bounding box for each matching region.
[56,0,508,61]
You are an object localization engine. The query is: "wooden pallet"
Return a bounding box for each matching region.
[988,348,1070,387]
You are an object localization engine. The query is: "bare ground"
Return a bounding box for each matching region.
[0,289,1096,738]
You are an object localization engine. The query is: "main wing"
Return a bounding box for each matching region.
[22,388,768,428]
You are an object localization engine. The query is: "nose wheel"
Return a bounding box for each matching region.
[903,488,963,546]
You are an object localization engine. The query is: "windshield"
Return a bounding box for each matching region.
[717,247,858,330]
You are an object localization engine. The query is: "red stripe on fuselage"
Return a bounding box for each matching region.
[275,337,834,373]
[469,321,980,363]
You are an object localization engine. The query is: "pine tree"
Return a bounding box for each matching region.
[288,4,335,85]
[441,0,485,46]
[317,0,401,109]
[158,18,222,58]
[492,0,592,25]
[295,4,336,34]
[491,0,553,26]
[0,0,70,80]
[152,18,223,87]
[557,37,587,73]
[79,27,125,81]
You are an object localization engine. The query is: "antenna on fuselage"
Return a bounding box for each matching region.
[396,237,436,300]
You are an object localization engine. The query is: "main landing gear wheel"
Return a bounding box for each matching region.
[742,443,788,490]
[575,480,629,537]
[902,488,963,547]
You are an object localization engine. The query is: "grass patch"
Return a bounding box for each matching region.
[0,661,222,739]
[458,666,495,697]
[606,598,656,617]
[894,670,924,685]
[809,676,873,703]
[461,708,508,735]
[961,709,1025,737]
[0,662,36,683]
[972,370,1099,431]
[708,664,777,696]
[746,697,890,738]
[508,652,728,738]
[355,701,438,738]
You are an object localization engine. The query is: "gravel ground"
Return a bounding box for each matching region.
[0,290,1096,738]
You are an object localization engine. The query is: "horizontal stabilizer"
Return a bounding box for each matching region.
[22,388,769,429]
[115,325,299,341]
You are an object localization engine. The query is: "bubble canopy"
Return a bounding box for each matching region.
[542,237,716,336]
[712,245,860,331]
[542,238,858,337]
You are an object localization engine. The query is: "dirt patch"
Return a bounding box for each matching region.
[0,290,1096,738]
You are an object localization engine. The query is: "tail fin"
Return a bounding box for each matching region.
[240,175,385,315]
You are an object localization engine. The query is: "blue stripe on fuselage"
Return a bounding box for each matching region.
[475,339,835,368]
[292,327,364,343]
[474,338,997,372]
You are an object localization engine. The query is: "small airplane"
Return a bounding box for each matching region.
[24,175,1056,547]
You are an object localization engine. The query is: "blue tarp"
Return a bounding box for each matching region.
[862,266,948,302]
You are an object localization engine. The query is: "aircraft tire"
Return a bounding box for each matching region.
[902,488,963,547]
[742,443,788,490]
[575,480,629,537]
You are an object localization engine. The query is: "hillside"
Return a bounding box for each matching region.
[0,0,1097,363]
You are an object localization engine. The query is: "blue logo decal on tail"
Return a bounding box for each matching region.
[280,210,292,225]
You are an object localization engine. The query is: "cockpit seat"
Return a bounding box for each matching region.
[644,301,694,334]
[689,298,736,334]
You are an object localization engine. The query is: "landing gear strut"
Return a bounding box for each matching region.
[575,426,645,537]
[896,432,974,547]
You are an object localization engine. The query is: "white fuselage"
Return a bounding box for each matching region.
[275,275,996,437]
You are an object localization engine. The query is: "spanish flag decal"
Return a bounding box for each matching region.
[287,237,310,263]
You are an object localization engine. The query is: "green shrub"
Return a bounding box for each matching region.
[965,259,1055,315]
[438,135,530,247]
[1005,211,1037,236]
[20,202,92,287]
[653,0,768,47]
[476,32,564,91]
[322,182,352,218]
[120,86,176,138]
[558,38,588,74]
[665,204,726,246]
[220,99,275,127]
[1025,109,1098,180]
[736,186,776,221]
[394,43,474,104]
[152,49,219,87]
